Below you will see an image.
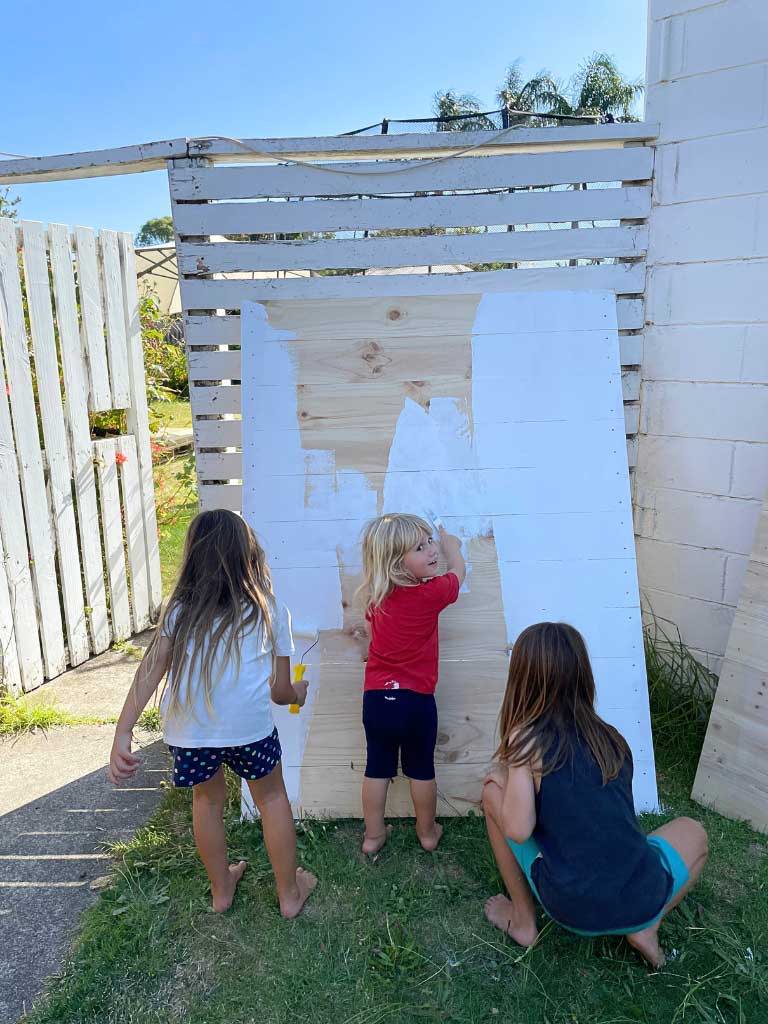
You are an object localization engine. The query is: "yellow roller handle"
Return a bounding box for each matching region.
[289,663,307,714]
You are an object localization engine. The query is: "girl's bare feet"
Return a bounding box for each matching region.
[417,821,443,852]
[279,867,318,919]
[626,925,666,969]
[211,860,247,913]
[362,824,392,856]
[484,893,539,947]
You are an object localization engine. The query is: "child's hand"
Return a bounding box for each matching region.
[108,731,141,784]
[438,526,461,553]
[292,680,308,707]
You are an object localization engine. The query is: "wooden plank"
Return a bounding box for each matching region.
[192,370,643,417]
[170,147,654,201]
[199,483,241,512]
[116,435,150,632]
[178,225,648,275]
[99,230,130,407]
[196,452,243,479]
[0,337,43,691]
[186,296,644,345]
[0,218,65,679]
[173,185,652,237]
[187,123,658,162]
[0,530,22,694]
[49,223,111,655]
[93,439,131,641]
[73,226,112,411]
[0,138,188,184]
[119,232,162,617]
[692,492,768,832]
[180,262,646,308]
[21,221,89,666]
[188,333,643,383]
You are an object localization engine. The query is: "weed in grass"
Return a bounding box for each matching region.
[111,639,144,660]
[0,693,107,736]
[137,706,162,732]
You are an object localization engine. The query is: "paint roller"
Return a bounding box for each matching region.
[288,624,319,714]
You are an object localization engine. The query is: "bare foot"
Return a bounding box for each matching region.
[211,860,247,913]
[362,824,392,856]
[417,821,443,852]
[627,926,666,969]
[279,867,318,920]
[484,894,539,947]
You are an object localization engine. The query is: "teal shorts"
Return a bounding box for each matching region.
[507,834,690,937]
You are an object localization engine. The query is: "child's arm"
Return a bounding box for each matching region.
[271,656,308,707]
[108,636,172,784]
[500,763,536,843]
[439,527,466,586]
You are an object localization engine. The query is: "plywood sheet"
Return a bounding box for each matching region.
[241,289,657,816]
[692,495,768,832]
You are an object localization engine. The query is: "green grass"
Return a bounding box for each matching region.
[23,626,768,1024]
[155,453,198,595]
[150,398,192,431]
[0,694,105,735]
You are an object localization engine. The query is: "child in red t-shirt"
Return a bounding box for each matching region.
[358,513,466,855]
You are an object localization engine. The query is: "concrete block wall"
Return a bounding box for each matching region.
[638,0,768,671]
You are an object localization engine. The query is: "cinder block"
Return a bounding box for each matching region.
[647,66,768,144]
[636,435,733,494]
[655,130,768,205]
[642,325,745,382]
[636,536,727,602]
[633,484,762,554]
[730,441,768,498]
[646,261,768,326]
[648,196,768,263]
[741,325,768,382]
[723,553,750,606]
[640,587,735,658]
[641,381,768,442]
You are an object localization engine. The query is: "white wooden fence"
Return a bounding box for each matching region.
[0,219,161,693]
[168,123,656,512]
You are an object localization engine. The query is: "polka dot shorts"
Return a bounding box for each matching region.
[168,728,281,787]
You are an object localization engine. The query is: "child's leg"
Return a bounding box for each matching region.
[192,768,247,913]
[481,779,539,947]
[409,778,442,851]
[362,777,391,854]
[626,816,708,968]
[246,763,317,919]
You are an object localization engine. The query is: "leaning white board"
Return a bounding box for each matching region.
[240,290,658,815]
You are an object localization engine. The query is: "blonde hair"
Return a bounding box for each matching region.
[146,509,277,721]
[358,513,433,611]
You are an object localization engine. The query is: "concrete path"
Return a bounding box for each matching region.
[0,633,169,1023]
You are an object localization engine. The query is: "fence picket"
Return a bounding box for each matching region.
[116,435,150,632]
[73,226,112,411]
[99,230,130,408]
[49,223,111,654]
[0,219,65,678]
[0,525,23,694]
[22,221,90,666]
[93,438,131,641]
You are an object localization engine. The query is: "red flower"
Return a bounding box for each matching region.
[115,451,128,465]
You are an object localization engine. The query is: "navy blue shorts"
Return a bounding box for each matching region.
[363,689,437,781]
[168,727,281,788]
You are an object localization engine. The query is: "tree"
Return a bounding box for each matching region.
[497,60,572,125]
[569,52,643,122]
[136,216,174,246]
[0,187,20,219]
[432,91,497,132]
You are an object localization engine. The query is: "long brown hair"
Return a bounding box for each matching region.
[495,622,630,784]
[148,509,277,719]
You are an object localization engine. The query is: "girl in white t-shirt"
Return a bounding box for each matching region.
[108,509,317,917]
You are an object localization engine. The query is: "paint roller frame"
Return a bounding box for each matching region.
[288,625,319,714]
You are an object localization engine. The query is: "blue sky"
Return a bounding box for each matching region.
[2,0,648,236]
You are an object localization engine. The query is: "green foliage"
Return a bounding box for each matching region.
[135,216,174,247]
[432,91,497,131]
[571,52,644,122]
[0,186,20,219]
[0,693,107,734]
